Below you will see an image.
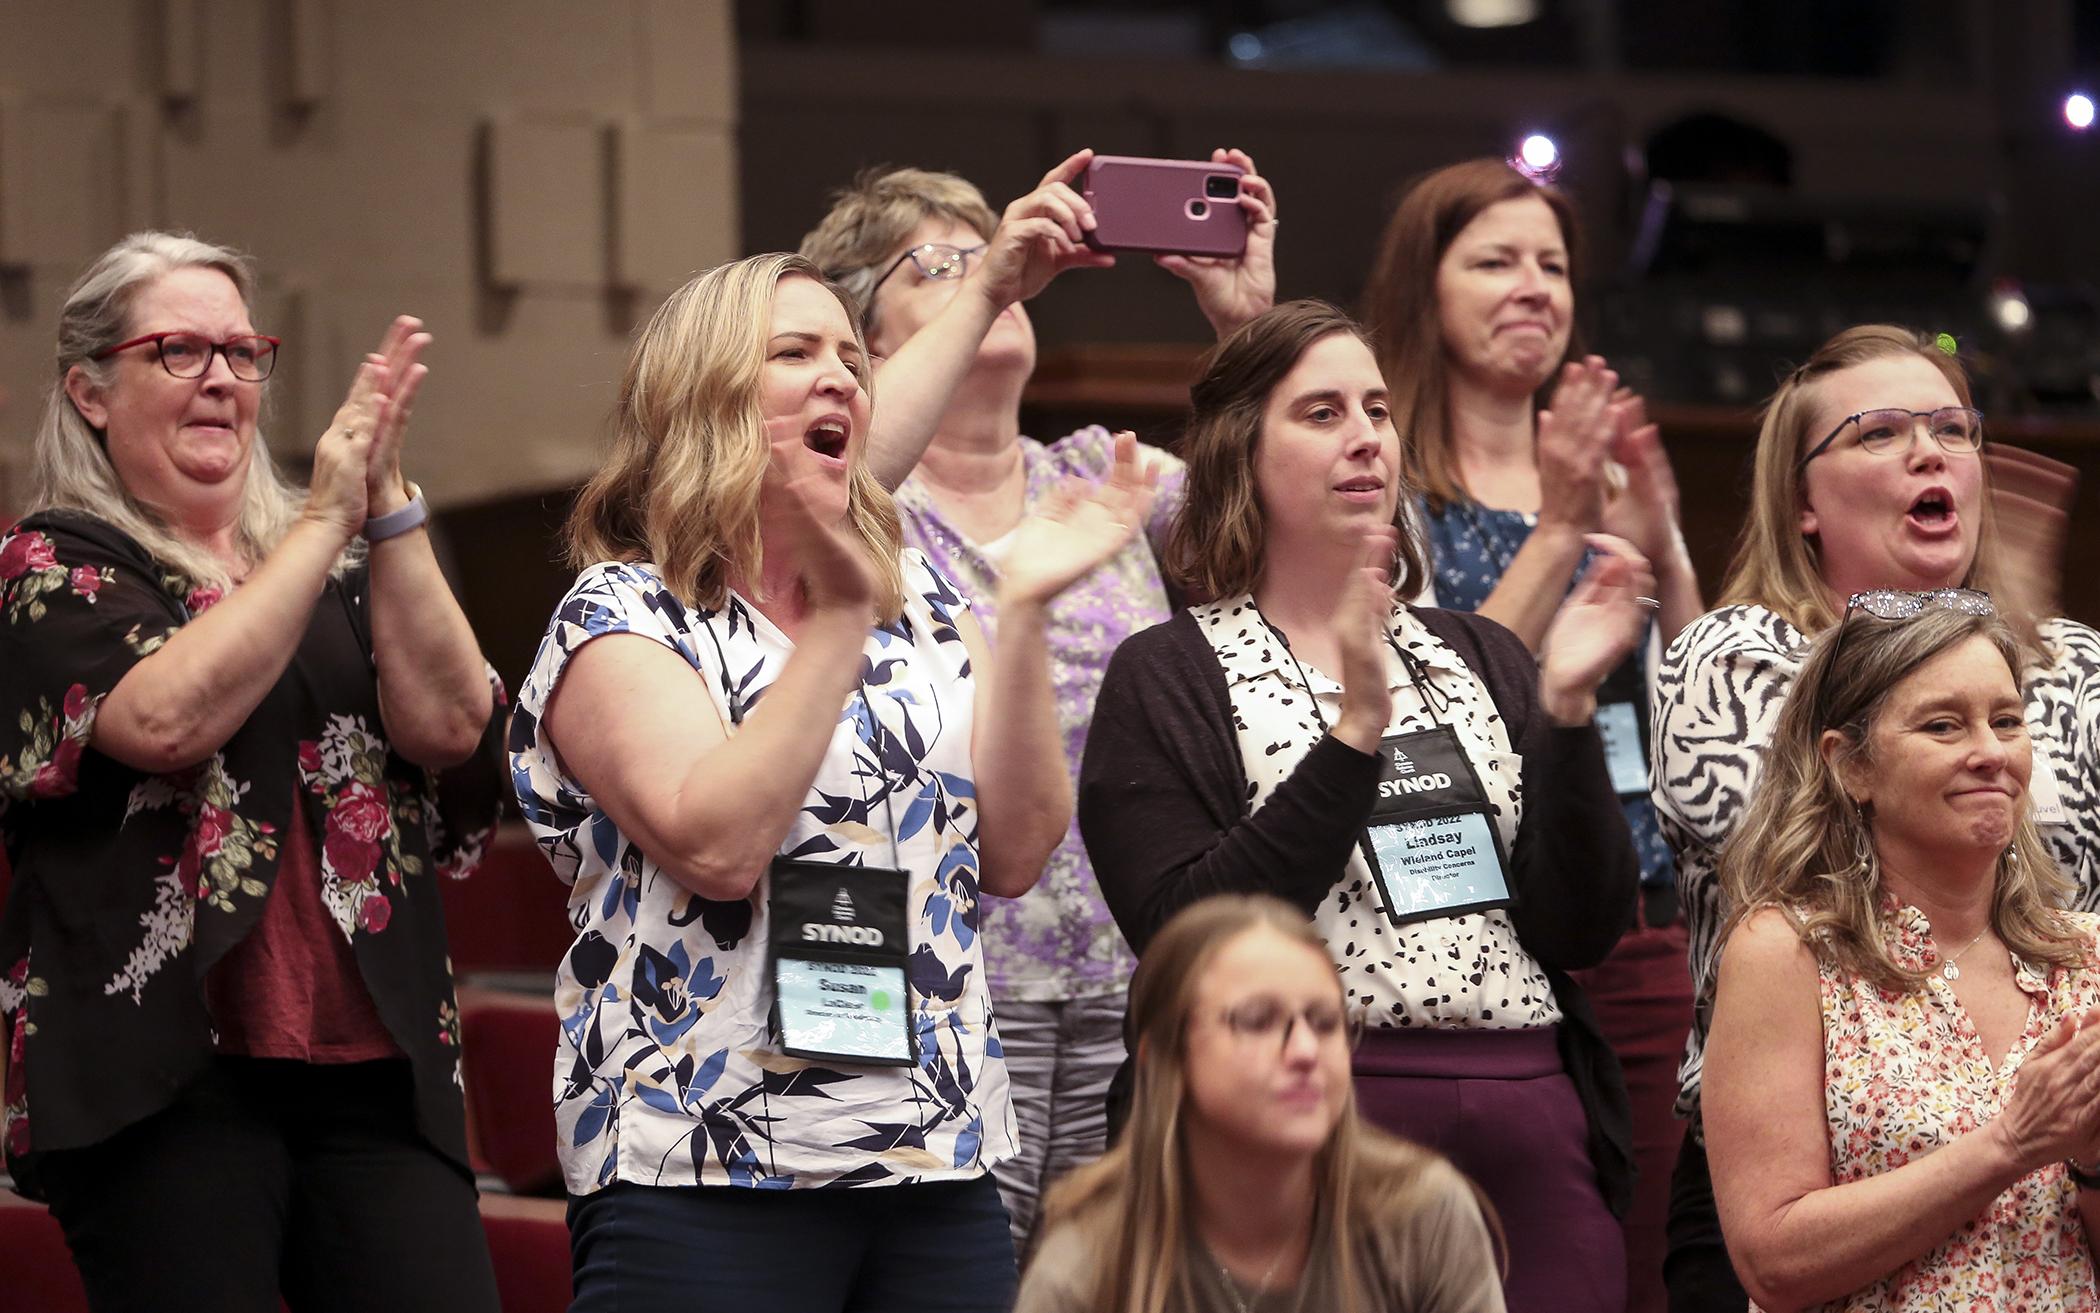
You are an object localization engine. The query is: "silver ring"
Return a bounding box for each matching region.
[1635,595,1661,610]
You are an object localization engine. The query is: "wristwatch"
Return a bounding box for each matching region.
[363,483,428,543]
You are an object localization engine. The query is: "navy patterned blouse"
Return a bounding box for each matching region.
[1417,497,1676,891]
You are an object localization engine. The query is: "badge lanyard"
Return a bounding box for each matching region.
[701,618,919,1068]
[1252,604,1514,929]
[1455,500,1649,797]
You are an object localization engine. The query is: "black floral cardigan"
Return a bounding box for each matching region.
[0,510,502,1195]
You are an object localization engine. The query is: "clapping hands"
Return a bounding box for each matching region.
[305,316,431,537]
[999,431,1158,609]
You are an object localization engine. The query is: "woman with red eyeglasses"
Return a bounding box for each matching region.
[0,232,503,1312]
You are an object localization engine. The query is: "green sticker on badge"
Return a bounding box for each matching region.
[869,989,892,1012]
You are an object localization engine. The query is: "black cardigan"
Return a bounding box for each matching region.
[1077,605,1637,1215]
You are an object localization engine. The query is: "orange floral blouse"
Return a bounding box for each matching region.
[1770,903,2100,1312]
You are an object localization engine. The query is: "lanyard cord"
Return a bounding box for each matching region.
[1247,601,1452,728]
[700,609,903,870]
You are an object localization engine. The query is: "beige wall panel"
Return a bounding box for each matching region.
[638,0,736,125]
[0,100,127,269]
[0,3,146,98]
[329,0,639,117]
[156,108,479,292]
[485,117,606,290]
[319,287,630,506]
[614,122,737,293]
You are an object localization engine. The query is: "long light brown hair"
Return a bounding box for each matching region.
[565,253,904,619]
[1360,158,1582,514]
[1718,606,2085,993]
[32,231,329,590]
[1165,300,1429,602]
[1031,895,1494,1313]
[1718,324,2030,645]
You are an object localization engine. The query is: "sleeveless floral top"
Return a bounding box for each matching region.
[509,549,1016,1194]
[1770,903,2100,1312]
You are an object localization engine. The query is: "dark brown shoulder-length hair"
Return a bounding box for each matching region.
[1164,299,1429,603]
[1360,157,1583,514]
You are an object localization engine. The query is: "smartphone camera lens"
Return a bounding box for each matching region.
[1204,174,1239,199]
[1186,200,1209,220]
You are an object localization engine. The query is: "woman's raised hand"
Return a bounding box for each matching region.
[1991,1008,2100,1172]
[1600,388,1687,571]
[1536,356,1623,534]
[971,148,1117,312]
[999,430,1156,608]
[1538,533,1655,724]
[361,316,432,516]
[1332,525,1399,753]
[1155,147,1278,339]
[304,361,386,538]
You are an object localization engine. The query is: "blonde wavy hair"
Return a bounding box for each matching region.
[1718,605,2086,993]
[1718,324,2032,646]
[1031,895,1496,1313]
[565,253,904,619]
[32,231,330,590]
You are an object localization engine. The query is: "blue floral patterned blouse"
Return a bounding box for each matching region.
[1418,498,1676,889]
[509,549,1016,1193]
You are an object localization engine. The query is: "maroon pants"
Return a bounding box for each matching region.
[1572,918,1697,1313]
[1354,1025,1627,1313]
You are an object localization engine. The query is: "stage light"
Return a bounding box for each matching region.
[1991,281,2033,333]
[2067,93,2096,131]
[1448,0,1542,27]
[1514,133,1560,179]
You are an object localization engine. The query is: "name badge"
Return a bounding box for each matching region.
[2031,743,2069,827]
[767,858,915,1066]
[1594,701,1649,797]
[1361,727,1513,927]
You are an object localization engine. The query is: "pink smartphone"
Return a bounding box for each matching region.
[1081,156,1247,257]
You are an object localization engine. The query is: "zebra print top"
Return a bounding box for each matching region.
[1650,603,2100,1125]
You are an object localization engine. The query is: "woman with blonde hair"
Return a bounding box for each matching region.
[509,251,1150,1310]
[1703,598,2100,1310]
[799,147,1277,1250]
[1080,299,1649,1312]
[1015,894,1505,1313]
[1,231,501,1311]
[1651,324,2100,1310]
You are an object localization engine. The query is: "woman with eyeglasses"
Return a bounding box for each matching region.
[797,147,1277,1252]
[0,232,503,1311]
[1702,597,2100,1311]
[1652,324,2100,1311]
[510,253,1150,1310]
[1078,300,1648,1313]
[1014,894,1507,1313]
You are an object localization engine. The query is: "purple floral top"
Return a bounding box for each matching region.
[893,427,1186,1001]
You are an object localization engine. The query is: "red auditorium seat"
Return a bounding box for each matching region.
[0,1189,89,1313]
[440,823,576,982]
[458,985,563,1197]
[479,1192,573,1313]
[0,1189,570,1311]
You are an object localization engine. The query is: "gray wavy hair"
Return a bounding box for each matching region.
[31,231,336,590]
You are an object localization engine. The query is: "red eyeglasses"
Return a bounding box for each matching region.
[94,332,280,382]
